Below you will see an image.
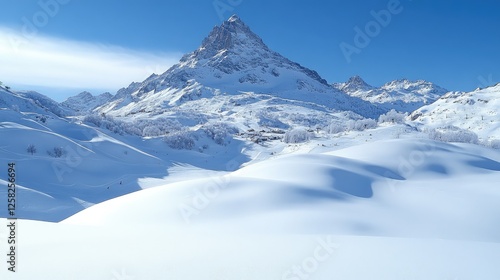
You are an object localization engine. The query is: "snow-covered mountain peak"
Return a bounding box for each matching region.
[228,14,240,22]
[381,78,411,89]
[171,15,328,86]
[336,76,449,112]
[75,91,93,98]
[380,79,447,95]
[61,91,113,113]
[99,92,113,99]
[341,75,374,92]
[95,15,386,120]
[181,14,268,64]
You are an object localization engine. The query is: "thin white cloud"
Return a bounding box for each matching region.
[0,27,182,92]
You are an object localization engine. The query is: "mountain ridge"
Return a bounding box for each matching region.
[334,76,449,112]
[411,83,500,140]
[61,91,113,113]
[95,15,383,119]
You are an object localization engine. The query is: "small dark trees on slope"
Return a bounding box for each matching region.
[47,147,65,158]
[27,144,37,155]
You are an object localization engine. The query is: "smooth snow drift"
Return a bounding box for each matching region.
[64,139,500,242]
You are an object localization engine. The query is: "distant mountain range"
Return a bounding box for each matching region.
[61,91,113,114]
[0,15,499,226]
[0,15,496,137]
[333,76,449,112]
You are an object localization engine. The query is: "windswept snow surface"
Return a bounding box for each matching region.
[0,108,168,221]
[1,87,500,278]
[65,139,500,242]
[0,139,498,279]
[1,221,499,280]
[0,109,256,221]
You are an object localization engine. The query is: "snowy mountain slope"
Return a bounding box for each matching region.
[61,91,113,114]
[0,123,498,278]
[411,83,500,140]
[0,109,169,221]
[0,87,60,116]
[98,89,365,140]
[334,76,449,112]
[16,90,74,116]
[2,84,499,278]
[97,15,383,120]
[65,138,500,242]
[0,99,409,223]
[0,104,257,221]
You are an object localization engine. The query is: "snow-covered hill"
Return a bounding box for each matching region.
[411,83,500,141]
[0,139,498,280]
[61,91,112,113]
[0,102,252,221]
[96,15,383,123]
[334,76,449,112]
[15,90,74,117]
[0,108,168,221]
[65,138,500,241]
[0,86,61,116]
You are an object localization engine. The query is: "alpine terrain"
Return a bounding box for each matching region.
[0,15,499,280]
[333,76,449,112]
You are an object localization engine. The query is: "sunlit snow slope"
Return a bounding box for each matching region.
[66,139,500,242]
[2,138,492,280]
[412,83,500,140]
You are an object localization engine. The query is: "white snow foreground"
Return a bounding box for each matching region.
[1,222,499,280]
[65,139,500,241]
[0,139,499,279]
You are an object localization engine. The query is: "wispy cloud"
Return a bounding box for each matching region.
[0,27,182,95]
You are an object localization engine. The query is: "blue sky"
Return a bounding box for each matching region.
[0,0,499,101]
